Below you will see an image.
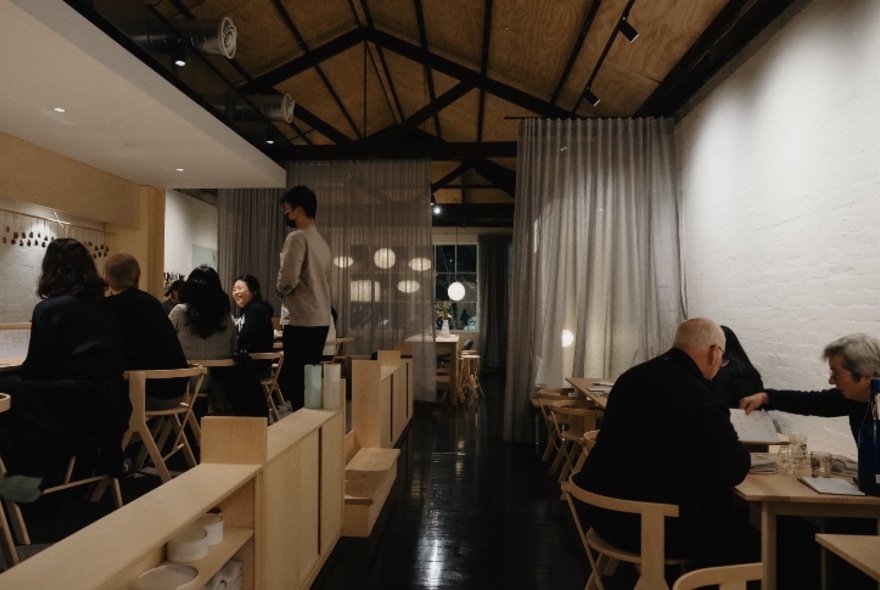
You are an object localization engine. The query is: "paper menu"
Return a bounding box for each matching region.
[0,329,29,359]
[798,476,865,496]
[729,409,780,444]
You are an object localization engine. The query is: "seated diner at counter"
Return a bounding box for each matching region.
[0,238,128,501]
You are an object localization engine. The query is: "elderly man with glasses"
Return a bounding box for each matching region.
[740,333,880,443]
[573,317,751,568]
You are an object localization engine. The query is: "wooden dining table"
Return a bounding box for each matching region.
[0,357,24,373]
[735,462,880,590]
[565,376,614,409]
[816,533,880,583]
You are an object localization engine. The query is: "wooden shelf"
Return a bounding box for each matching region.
[185,527,253,585]
[0,462,260,590]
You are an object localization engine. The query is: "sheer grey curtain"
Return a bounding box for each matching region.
[478,234,511,369]
[220,160,435,401]
[218,188,286,299]
[504,118,684,443]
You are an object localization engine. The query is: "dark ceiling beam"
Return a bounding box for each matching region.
[270,0,362,139]
[367,28,571,119]
[476,0,493,142]
[636,0,795,116]
[369,82,473,143]
[356,0,405,122]
[413,0,442,139]
[467,158,515,197]
[238,28,367,94]
[431,163,472,193]
[266,141,516,160]
[550,0,602,105]
[431,204,514,228]
[573,0,637,112]
[293,104,352,144]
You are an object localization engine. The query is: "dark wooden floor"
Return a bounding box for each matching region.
[312,371,591,590]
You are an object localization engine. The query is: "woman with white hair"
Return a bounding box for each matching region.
[740,333,880,442]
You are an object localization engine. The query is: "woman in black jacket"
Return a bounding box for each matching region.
[231,274,275,354]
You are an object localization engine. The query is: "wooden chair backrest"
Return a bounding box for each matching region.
[563,475,679,589]
[672,562,763,590]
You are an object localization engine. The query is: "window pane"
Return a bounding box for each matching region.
[456,245,477,273]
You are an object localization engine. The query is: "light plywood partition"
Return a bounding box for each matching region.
[351,351,413,451]
[0,406,346,590]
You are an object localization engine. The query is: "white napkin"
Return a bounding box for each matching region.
[831,455,858,477]
[202,559,241,590]
[749,452,778,474]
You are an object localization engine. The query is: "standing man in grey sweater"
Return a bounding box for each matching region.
[277,185,333,410]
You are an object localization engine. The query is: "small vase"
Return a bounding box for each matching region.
[440,319,451,338]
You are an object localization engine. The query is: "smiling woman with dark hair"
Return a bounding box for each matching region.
[0,238,128,501]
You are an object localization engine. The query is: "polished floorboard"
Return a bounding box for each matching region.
[312,371,592,590]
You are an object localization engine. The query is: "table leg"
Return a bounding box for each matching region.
[762,503,777,590]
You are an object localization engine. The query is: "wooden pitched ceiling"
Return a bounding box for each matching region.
[74,0,797,226]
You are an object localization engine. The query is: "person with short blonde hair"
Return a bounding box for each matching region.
[103,252,189,410]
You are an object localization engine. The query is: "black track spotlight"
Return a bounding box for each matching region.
[583,88,600,108]
[619,18,639,43]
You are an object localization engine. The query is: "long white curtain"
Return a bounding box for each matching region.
[218,160,435,401]
[504,118,685,443]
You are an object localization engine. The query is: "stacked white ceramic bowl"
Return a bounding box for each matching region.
[166,526,208,563]
[193,512,224,546]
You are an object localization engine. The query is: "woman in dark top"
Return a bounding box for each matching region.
[712,325,764,407]
[0,238,128,497]
[231,274,275,354]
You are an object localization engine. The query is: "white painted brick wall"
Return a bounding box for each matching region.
[677,0,880,457]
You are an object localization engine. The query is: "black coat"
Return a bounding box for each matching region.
[766,387,865,443]
[105,288,188,399]
[574,348,750,565]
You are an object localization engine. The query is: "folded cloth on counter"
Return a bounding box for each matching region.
[749,452,778,474]
[202,559,241,590]
[831,455,858,477]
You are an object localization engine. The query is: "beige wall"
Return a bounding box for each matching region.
[0,131,168,301]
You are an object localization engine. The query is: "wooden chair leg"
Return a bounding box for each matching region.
[0,501,18,567]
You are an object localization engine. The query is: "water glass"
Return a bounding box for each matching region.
[789,433,808,467]
[777,444,802,474]
[810,451,832,478]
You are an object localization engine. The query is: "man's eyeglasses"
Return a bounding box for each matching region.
[713,344,729,367]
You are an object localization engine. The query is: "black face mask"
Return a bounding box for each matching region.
[283,214,297,228]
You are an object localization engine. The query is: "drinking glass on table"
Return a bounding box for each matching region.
[789,432,808,468]
[777,445,802,474]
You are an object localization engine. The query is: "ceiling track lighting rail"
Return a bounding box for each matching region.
[573,0,640,112]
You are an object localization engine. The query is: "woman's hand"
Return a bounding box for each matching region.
[739,392,769,414]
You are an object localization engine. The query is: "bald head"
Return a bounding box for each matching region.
[673,317,726,379]
[104,253,140,293]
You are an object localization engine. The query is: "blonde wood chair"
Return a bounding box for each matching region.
[672,562,763,590]
[563,475,690,590]
[185,358,237,442]
[247,351,285,422]
[0,393,19,566]
[2,392,125,553]
[121,365,206,483]
[534,387,580,466]
[550,403,601,482]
